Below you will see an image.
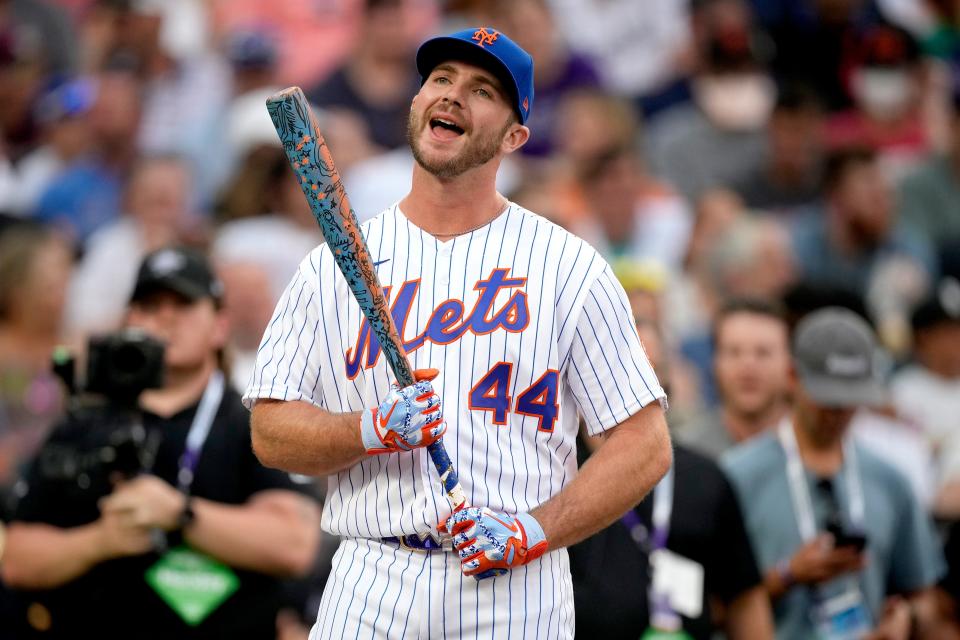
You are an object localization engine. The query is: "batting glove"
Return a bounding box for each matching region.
[360,368,445,455]
[439,507,548,580]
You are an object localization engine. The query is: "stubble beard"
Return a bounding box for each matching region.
[406,109,509,179]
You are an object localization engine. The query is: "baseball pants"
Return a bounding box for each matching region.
[309,538,574,639]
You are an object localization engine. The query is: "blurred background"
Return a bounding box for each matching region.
[1,0,960,637]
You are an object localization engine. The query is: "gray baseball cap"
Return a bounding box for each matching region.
[793,307,884,408]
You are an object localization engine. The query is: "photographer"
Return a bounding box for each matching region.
[1,247,321,639]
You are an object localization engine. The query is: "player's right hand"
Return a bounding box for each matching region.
[360,368,445,455]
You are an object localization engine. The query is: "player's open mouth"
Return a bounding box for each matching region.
[430,118,465,138]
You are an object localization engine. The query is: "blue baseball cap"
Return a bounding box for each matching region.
[416,27,534,124]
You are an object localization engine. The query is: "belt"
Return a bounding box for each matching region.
[381,532,453,552]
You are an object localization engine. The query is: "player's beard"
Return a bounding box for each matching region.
[406,109,510,179]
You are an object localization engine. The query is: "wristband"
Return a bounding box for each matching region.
[776,557,795,590]
[177,496,196,531]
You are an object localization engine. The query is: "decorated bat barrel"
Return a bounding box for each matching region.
[266,87,467,511]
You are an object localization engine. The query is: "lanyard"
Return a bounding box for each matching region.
[777,418,865,542]
[175,370,224,495]
[620,465,679,629]
[621,464,675,552]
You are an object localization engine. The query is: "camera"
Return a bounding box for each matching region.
[36,329,166,494]
[84,329,165,405]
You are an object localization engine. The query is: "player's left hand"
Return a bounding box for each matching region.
[439,507,548,580]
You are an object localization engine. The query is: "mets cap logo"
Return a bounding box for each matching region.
[472,28,499,48]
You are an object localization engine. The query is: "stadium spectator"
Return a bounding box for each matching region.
[0,223,73,517]
[529,89,646,229]
[825,23,930,180]
[305,0,427,150]
[790,146,936,340]
[891,276,960,517]
[8,77,96,216]
[489,0,601,158]
[123,1,230,208]
[552,88,642,175]
[204,28,282,206]
[664,188,746,343]
[757,0,886,112]
[898,87,960,259]
[211,147,323,294]
[645,0,773,203]
[0,1,79,160]
[572,142,692,273]
[209,0,361,87]
[778,283,936,505]
[1,246,321,638]
[723,307,947,638]
[678,298,790,459]
[613,259,704,424]
[571,316,774,639]
[733,83,826,213]
[65,155,197,338]
[33,69,142,246]
[674,215,797,406]
[211,148,323,389]
[546,0,693,112]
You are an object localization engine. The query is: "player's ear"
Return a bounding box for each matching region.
[501,123,530,154]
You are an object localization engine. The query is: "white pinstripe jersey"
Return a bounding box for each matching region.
[243,203,665,539]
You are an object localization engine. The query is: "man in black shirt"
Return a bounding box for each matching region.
[1,247,321,638]
[570,318,773,639]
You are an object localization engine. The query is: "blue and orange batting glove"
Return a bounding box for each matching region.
[360,368,445,455]
[439,507,548,580]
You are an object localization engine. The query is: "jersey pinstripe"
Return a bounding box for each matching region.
[242,203,665,539]
[308,539,575,640]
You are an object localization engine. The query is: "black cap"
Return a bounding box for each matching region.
[911,277,960,333]
[130,247,224,305]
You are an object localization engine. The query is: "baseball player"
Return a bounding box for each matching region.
[244,27,671,638]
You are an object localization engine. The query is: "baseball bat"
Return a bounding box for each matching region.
[266,87,467,512]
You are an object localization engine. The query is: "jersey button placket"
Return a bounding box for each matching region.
[437,244,451,286]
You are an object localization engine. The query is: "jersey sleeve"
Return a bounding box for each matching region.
[566,264,666,435]
[242,252,327,410]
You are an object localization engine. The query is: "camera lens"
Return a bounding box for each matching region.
[110,342,148,383]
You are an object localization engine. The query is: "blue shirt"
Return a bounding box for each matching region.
[33,160,122,246]
[789,205,938,295]
[722,432,945,638]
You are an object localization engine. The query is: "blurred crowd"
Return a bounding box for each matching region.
[1,0,960,637]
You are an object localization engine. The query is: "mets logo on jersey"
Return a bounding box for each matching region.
[345,268,528,378]
[472,28,499,48]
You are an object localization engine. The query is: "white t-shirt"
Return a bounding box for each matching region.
[891,365,960,486]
